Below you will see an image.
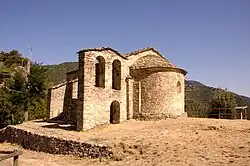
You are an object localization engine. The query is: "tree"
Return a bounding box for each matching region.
[0,89,13,128]
[0,71,26,127]
[210,89,236,109]
[27,63,49,120]
[0,50,49,128]
[185,99,208,117]
[0,50,28,67]
[208,88,237,119]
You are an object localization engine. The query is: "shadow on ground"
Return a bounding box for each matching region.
[32,119,75,131]
[41,123,75,131]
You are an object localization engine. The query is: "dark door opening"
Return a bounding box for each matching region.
[110,101,120,124]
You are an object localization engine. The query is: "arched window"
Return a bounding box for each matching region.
[112,59,121,90]
[95,56,105,87]
[177,81,181,93]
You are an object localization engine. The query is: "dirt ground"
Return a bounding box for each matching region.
[1,118,250,166]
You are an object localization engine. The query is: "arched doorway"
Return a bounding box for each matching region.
[110,101,120,124]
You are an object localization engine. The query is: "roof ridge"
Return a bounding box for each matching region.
[123,47,169,60]
[123,47,155,56]
[76,47,172,62]
[77,47,127,59]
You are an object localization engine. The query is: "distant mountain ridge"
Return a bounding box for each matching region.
[44,62,250,116]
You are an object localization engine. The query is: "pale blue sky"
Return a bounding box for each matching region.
[0,0,249,96]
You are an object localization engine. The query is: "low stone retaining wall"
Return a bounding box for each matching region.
[0,126,113,158]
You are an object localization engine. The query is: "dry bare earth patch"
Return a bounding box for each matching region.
[1,118,250,166]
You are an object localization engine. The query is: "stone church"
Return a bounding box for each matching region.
[47,47,187,130]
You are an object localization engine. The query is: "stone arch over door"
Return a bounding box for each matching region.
[110,100,120,124]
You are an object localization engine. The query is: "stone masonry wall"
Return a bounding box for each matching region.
[126,78,134,119]
[48,69,78,121]
[0,126,112,158]
[78,50,130,130]
[133,81,140,118]
[133,69,185,119]
[67,70,78,99]
[48,80,78,121]
[127,51,186,120]
[62,80,78,123]
[48,83,67,119]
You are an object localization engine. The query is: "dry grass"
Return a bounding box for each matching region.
[1,118,250,166]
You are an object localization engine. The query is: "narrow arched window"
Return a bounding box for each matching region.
[95,56,105,87]
[112,59,121,90]
[177,81,181,93]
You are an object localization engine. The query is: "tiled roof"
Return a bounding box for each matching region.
[130,54,174,69]
[123,47,164,58]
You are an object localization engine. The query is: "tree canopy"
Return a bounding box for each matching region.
[0,50,49,128]
[207,88,237,119]
[210,89,237,109]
